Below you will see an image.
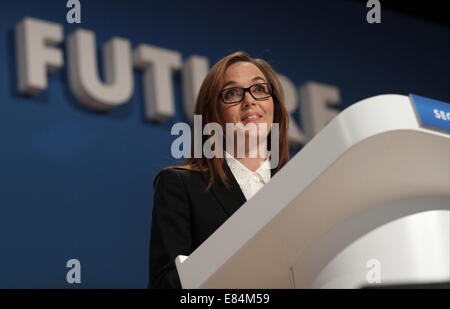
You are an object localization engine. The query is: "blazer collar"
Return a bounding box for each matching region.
[209,161,278,217]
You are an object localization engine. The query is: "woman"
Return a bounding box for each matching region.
[149,51,290,288]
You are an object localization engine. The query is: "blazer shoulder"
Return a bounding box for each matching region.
[156,167,207,187]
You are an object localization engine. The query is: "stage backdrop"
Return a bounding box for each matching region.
[0,0,448,288]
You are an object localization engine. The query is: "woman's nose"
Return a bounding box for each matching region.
[242,91,256,107]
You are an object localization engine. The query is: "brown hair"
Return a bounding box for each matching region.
[153,51,290,190]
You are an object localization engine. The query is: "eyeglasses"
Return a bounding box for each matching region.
[219,83,273,104]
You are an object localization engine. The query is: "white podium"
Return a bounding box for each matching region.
[175,94,450,288]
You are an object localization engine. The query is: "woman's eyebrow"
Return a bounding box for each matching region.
[222,76,266,89]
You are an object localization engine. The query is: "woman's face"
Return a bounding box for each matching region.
[219,62,274,139]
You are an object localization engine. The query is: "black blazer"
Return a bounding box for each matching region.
[148,161,276,288]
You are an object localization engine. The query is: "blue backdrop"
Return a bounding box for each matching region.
[0,0,449,288]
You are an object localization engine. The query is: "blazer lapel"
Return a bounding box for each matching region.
[210,161,279,217]
[210,161,247,217]
[271,168,277,178]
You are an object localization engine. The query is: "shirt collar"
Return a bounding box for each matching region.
[224,151,271,184]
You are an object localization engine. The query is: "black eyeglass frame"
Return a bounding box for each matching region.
[219,82,273,104]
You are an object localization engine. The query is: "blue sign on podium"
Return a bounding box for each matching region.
[410,94,450,133]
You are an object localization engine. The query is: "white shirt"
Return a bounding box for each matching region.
[224,152,271,201]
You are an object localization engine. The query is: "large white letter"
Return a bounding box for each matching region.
[299,81,340,142]
[67,29,133,111]
[277,74,306,146]
[181,55,209,122]
[15,17,63,95]
[133,45,182,122]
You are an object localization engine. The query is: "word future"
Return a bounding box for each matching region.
[14,17,342,146]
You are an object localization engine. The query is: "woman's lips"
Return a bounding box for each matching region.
[241,113,263,124]
[242,116,262,124]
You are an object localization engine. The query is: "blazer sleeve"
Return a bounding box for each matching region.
[149,168,192,289]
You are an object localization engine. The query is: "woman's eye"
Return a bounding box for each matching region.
[225,89,239,98]
[254,85,266,93]
[224,91,234,98]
